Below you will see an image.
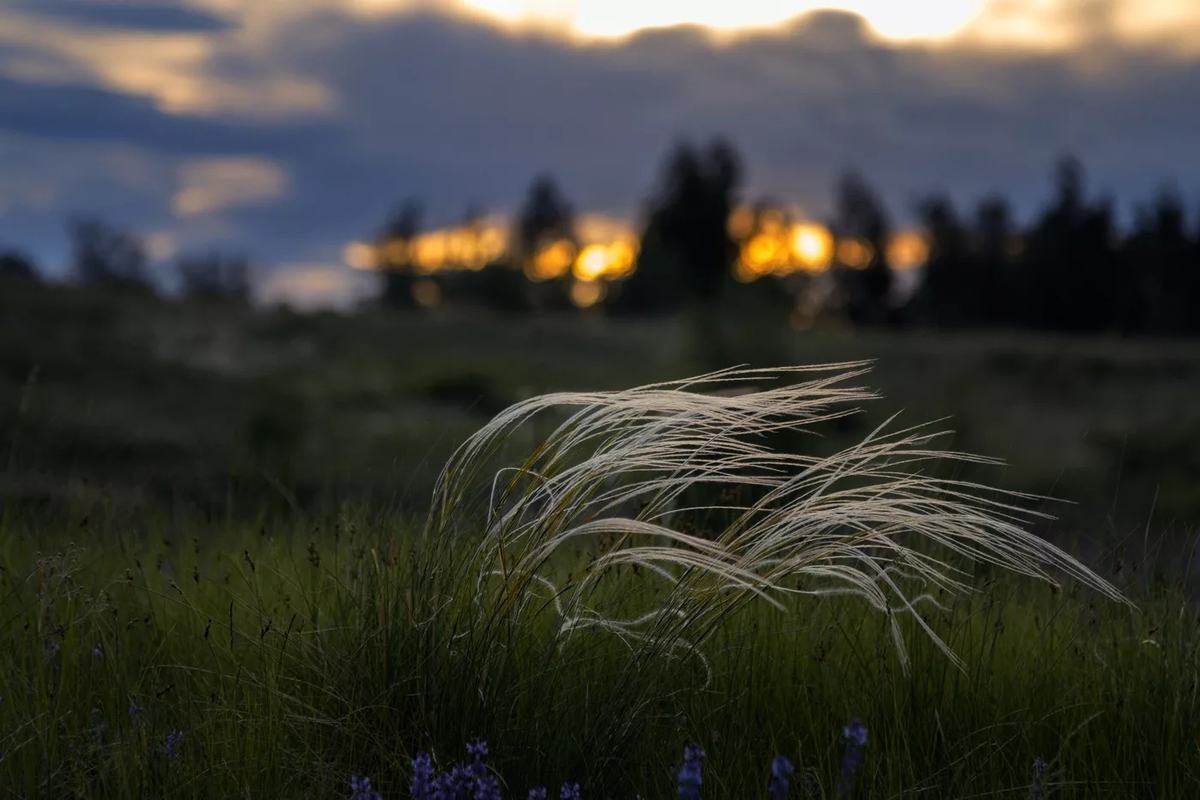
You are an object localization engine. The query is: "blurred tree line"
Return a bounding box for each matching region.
[912,156,1200,336]
[370,145,1200,337]
[3,145,1198,337]
[0,217,251,303]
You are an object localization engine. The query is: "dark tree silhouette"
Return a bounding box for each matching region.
[911,194,970,327]
[647,140,742,303]
[631,139,743,363]
[515,174,576,310]
[1191,205,1200,334]
[516,175,575,264]
[0,250,38,282]
[1123,186,1196,334]
[609,218,690,316]
[177,251,251,303]
[971,194,1017,325]
[832,171,893,326]
[70,217,150,290]
[376,199,424,308]
[447,203,530,314]
[1018,157,1126,332]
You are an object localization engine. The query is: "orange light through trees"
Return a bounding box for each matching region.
[362,207,924,296]
[835,239,873,270]
[343,241,377,270]
[570,279,606,308]
[411,278,442,307]
[887,230,930,270]
[573,244,611,281]
[527,239,577,281]
[790,224,833,271]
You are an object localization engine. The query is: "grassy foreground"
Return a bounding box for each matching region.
[0,510,1196,798]
[2,366,1199,799]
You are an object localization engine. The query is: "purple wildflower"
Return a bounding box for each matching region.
[464,739,500,800]
[677,743,705,800]
[411,752,436,800]
[769,755,794,800]
[1031,757,1047,800]
[843,720,867,747]
[350,775,382,800]
[527,788,548,800]
[447,763,474,800]
[128,700,144,725]
[836,720,867,798]
[474,772,501,800]
[559,783,581,800]
[163,729,184,759]
[93,643,103,658]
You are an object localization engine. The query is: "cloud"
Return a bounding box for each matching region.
[960,0,1200,53]
[0,6,334,119]
[6,1,234,33]
[173,157,290,217]
[255,262,378,310]
[255,6,1200,219]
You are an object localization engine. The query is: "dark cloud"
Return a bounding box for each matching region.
[8,0,232,33]
[3,4,1200,283]
[0,76,236,150]
[255,8,1200,226]
[0,72,345,165]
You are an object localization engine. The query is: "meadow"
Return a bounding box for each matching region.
[2,280,1200,798]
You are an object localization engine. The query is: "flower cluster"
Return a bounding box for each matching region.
[351,775,383,800]
[390,734,858,800]
[408,740,506,800]
[677,743,705,800]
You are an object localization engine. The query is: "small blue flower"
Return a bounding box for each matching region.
[559,783,581,800]
[836,720,867,798]
[474,772,501,800]
[464,738,499,800]
[350,774,382,800]
[677,743,705,800]
[447,763,474,800]
[769,755,794,800]
[432,771,453,800]
[93,643,103,658]
[411,751,436,800]
[842,720,867,748]
[163,729,183,759]
[128,700,144,725]
[527,788,548,800]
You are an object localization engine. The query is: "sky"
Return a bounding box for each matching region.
[2,0,1200,307]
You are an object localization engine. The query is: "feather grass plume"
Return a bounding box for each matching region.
[422,363,1128,671]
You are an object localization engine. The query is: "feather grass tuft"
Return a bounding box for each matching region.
[423,364,1129,671]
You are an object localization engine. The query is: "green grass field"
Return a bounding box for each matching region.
[3,281,1200,798]
[2,507,1197,798]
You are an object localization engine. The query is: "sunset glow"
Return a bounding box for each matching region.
[336,0,1200,51]
[354,212,643,286]
[359,208,927,301]
[454,0,992,41]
